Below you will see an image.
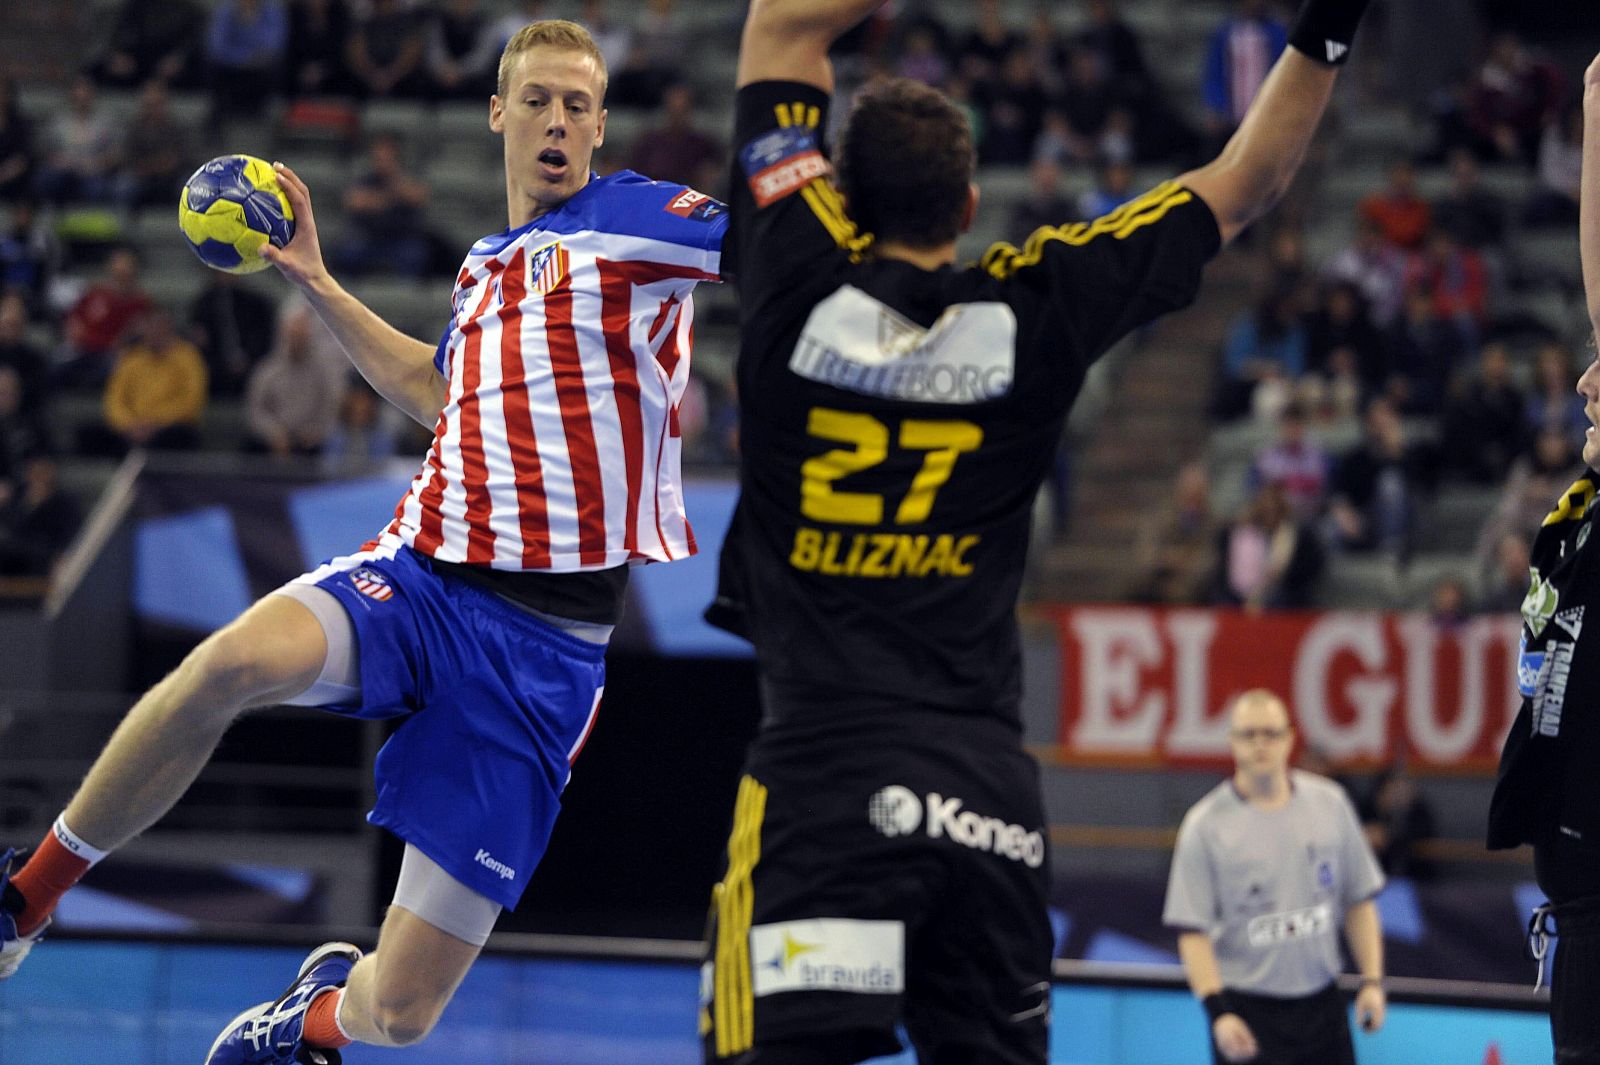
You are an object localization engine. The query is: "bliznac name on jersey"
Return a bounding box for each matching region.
[789,527,979,578]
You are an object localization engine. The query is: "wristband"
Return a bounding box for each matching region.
[1359,977,1384,988]
[1202,993,1233,1022]
[1288,0,1372,66]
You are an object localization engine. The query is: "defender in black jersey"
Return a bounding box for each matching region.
[703,2,1370,1062]
[1488,48,1600,1065]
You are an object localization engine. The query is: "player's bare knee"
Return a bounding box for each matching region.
[184,625,274,707]
[366,993,442,1047]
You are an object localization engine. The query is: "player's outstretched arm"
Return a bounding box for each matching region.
[737,0,884,92]
[261,162,446,428]
[1178,0,1370,245]
[1581,53,1600,336]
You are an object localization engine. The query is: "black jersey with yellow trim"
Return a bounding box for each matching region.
[1489,470,1600,854]
[711,79,1222,729]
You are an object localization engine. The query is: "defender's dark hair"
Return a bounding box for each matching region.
[835,79,975,248]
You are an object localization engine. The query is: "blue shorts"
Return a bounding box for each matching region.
[297,544,607,909]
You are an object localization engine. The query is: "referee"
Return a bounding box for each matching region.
[701,0,1373,1061]
[1487,50,1600,1065]
[1164,689,1386,1065]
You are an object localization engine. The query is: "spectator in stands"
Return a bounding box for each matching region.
[188,270,278,398]
[1404,229,1489,347]
[628,82,723,193]
[425,0,499,101]
[1475,425,1583,580]
[54,246,152,391]
[0,453,82,579]
[1076,0,1199,166]
[1052,45,1126,161]
[1465,29,1566,166]
[895,22,951,90]
[1076,0,1150,98]
[578,0,632,77]
[487,0,547,57]
[0,201,53,319]
[79,306,206,457]
[1526,342,1587,437]
[1357,760,1437,880]
[1326,217,1408,329]
[245,304,343,457]
[954,0,1021,88]
[205,0,289,130]
[32,75,119,207]
[1250,402,1329,523]
[1383,289,1464,417]
[329,131,432,278]
[284,0,353,99]
[1077,160,1136,221]
[1428,576,1470,630]
[0,78,36,205]
[323,377,403,472]
[0,366,52,484]
[1306,281,1385,399]
[1524,103,1582,228]
[1216,481,1324,612]
[1007,157,1075,240]
[88,0,204,88]
[0,294,47,413]
[1477,530,1531,613]
[1358,160,1430,252]
[609,0,687,109]
[1432,149,1507,252]
[1200,0,1286,150]
[345,0,428,100]
[1441,341,1527,484]
[113,81,195,214]
[1326,396,1438,557]
[1133,462,1219,605]
[974,46,1047,165]
[1213,290,1307,422]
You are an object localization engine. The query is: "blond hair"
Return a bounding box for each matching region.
[496,19,608,99]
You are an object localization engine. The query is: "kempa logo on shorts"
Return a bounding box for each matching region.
[475,849,515,880]
[866,787,1045,868]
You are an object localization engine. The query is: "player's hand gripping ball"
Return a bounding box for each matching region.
[178,155,295,274]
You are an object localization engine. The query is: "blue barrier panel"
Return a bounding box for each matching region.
[0,941,1551,1064]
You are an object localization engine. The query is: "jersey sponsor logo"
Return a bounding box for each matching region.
[349,567,394,602]
[789,286,1017,405]
[1521,568,1558,638]
[867,785,923,837]
[663,188,725,222]
[1554,606,1585,640]
[749,918,904,997]
[865,786,1045,867]
[740,126,829,207]
[789,528,979,579]
[474,848,516,880]
[1532,640,1575,738]
[1245,901,1333,948]
[1517,633,1544,699]
[1324,40,1348,62]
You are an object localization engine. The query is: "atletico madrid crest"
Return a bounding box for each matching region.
[350,567,394,602]
[528,241,570,295]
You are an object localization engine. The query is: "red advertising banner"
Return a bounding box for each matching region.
[1040,606,1524,771]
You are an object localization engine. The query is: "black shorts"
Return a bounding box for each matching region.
[1212,983,1353,1065]
[1535,837,1600,1064]
[701,714,1052,1065]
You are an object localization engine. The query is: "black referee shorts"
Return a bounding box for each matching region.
[1536,837,1600,1064]
[700,715,1052,1065]
[1211,983,1354,1065]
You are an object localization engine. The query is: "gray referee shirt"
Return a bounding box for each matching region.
[1162,770,1385,997]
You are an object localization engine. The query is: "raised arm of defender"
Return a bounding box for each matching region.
[736,0,883,91]
[1179,0,1370,245]
[1582,54,1600,336]
[261,162,448,429]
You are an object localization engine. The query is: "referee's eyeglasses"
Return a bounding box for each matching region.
[1230,727,1290,743]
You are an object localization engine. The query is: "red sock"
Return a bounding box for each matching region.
[303,988,352,1049]
[10,829,92,936]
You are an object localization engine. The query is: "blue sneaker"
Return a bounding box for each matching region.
[0,847,48,980]
[204,941,363,1064]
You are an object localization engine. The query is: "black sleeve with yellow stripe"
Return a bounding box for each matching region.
[727,80,866,297]
[977,180,1223,364]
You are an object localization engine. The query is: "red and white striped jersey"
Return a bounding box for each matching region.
[372,171,726,571]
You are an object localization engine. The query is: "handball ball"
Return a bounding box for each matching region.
[178,155,295,274]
